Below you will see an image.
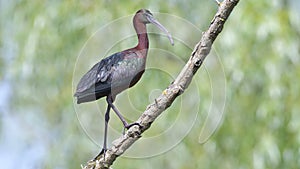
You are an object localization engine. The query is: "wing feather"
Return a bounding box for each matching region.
[74,50,143,104]
[74,52,123,95]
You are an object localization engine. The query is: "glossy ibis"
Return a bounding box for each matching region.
[74,9,174,159]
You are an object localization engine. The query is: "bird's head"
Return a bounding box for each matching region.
[136,9,155,24]
[135,9,174,45]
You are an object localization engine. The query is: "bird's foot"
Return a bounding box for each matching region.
[125,122,142,129]
[122,122,142,135]
[93,148,106,161]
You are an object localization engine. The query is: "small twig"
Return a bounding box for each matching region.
[215,0,222,6]
[82,0,240,168]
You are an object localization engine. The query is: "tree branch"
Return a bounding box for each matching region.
[82,0,239,168]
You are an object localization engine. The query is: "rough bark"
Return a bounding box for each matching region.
[82,0,240,168]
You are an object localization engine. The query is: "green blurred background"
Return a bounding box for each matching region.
[1,0,300,169]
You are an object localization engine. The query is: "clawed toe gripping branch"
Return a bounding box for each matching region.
[81,1,240,168]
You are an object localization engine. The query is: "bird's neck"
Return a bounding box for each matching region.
[134,20,149,51]
[136,33,149,50]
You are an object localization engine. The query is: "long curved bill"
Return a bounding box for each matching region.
[146,14,174,46]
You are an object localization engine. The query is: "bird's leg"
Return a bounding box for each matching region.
[93,104,111,161]
[106,96,142,131]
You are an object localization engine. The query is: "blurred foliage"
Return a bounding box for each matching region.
[1,0,300,169]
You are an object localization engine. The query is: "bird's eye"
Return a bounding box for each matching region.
[146,10,152,16]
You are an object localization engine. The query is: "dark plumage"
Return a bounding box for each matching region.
[74,9,173,160]
[74,51,144,103]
